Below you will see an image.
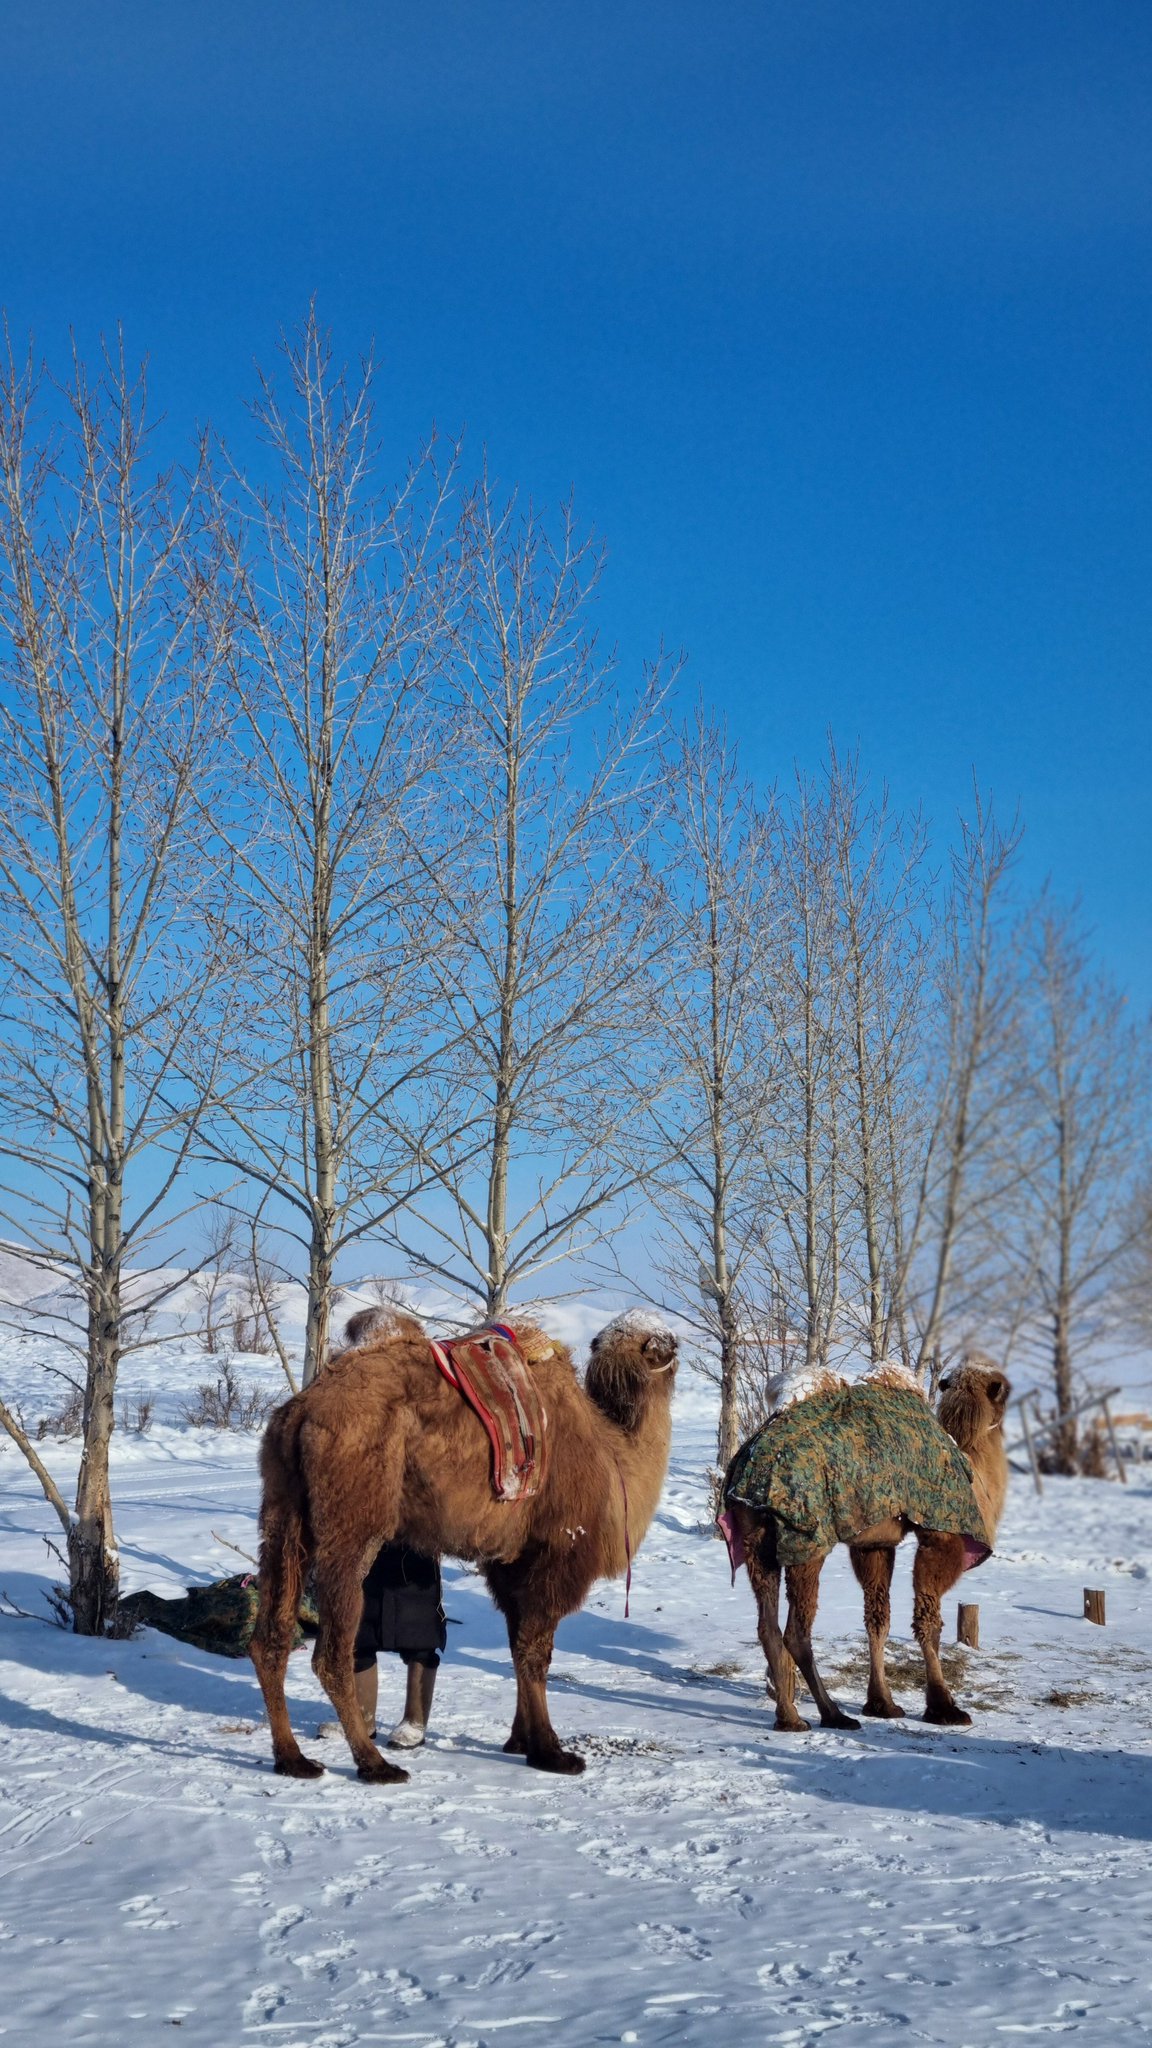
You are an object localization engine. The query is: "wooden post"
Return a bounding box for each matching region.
[1100,1398,1127,1485]
[957,1603,980,1648]
[1083,1588,1106,1626]
[1018,1395,1044,1497]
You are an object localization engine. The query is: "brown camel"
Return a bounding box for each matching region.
[727,1355,1011,1733]
[250,1309,678,1783]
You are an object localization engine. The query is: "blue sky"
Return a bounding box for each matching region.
[3,1,1150,1001]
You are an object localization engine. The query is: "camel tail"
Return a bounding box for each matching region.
[253,1399,311,1655]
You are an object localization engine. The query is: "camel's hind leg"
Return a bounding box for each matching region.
[311,1542,409,1784]
[849,1544,905,1719]
[783,1559,860,1731]
[745,1524,807,1732]
[250,1492,325,1780]
[911,1532,971,1726]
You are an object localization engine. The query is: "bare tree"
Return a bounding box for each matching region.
[192,1202,237,1355]
[1009,902,1149,1468]
[909,790,1027,1374]
[395,481,669,1318]
[204,314,457,1382]
[760,769,846,1369]
[639,709,778,1465]
[823,749,933,1365]
[0,333,231,1631]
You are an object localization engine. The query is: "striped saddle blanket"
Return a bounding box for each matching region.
[429,1322,547,1502]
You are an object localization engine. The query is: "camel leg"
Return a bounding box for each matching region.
[487,1564,584,1774]
[495,1594,530,1755]
[508,1609,584,1774]
[912,1532,971,1726]
[745,1531,808,1732]
[783,1559,860,1731]
[311,1545,409,1784]
[250,1498,325,1780]
[849,1545,905,1719]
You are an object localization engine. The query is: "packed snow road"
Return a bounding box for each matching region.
[2,1355,1152,2045]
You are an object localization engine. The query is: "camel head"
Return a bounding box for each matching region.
[341,1302,426,1352]
[585,1310,678,1433]
[937,1353,1012,1454]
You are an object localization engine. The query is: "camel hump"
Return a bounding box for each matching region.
[340,1302,425,1352]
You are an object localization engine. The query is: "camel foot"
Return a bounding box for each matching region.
[526,1746,586,1775]
[819,1709,861,1731]
[862,1697,905,1720]
[503,1732,528,1754]
[356,1754,410,1785]
[923,1700,973,1727]
[774,1713,811,1733]
[273,1752,326,1780]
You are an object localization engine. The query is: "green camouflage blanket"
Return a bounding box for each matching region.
[724,1383,991,1568]
[119,1575,319,1659]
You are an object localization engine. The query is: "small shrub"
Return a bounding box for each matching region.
[36,1384,85,1438]
[118,1395,154,1434]
[182,1359,272,1430]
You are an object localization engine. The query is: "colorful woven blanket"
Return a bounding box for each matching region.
[430,1322,547,1502]
[723,1382,990,1569]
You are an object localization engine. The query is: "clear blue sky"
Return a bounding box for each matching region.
[3,1,1150,1002]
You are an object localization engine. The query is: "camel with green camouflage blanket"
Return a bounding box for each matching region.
[721,1357,1011,1730]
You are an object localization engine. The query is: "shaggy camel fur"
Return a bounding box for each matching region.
[250,1309,677,1783]
[728,1356,1011,1732]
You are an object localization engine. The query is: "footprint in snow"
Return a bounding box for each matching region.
[291,1936,356,1980]
[639,1922,710,1961]
[379,1966,429,2005]
[471,1954,534,1986]
[119,1894,178,1932]
[260,1903,308,1942]
[400,1879,482,1912]
[242,1984,286,2023]
[461,1923,557,1952]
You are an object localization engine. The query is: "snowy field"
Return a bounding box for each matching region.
[2,1283,1152,2047]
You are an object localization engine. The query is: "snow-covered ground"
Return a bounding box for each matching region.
[2,1277,1152,2046]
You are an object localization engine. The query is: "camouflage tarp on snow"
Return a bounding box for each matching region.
[119,1575,319,1658]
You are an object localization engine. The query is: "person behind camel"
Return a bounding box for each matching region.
[327,1305,447,1750]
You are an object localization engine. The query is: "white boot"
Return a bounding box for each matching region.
[387,1660,436,1750]
[386,1715,427,1749]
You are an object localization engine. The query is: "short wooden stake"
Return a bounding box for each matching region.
[957,1602,980,1648]
[1083,1587,1106,1626]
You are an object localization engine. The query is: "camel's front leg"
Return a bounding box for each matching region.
[509,1609,584,1775]
[486,1563,583,1771]
[745,1528,808,1731]
[312,1545,410,1784]
[494,1591,529,1755]
[849,1544,905,1719]
[911,1532,971,1725]
[784,1558,860,1730]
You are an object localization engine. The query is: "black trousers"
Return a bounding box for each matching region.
[353,1544,447,1673]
